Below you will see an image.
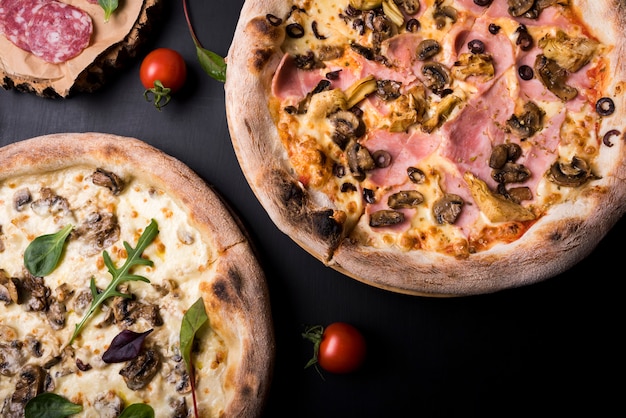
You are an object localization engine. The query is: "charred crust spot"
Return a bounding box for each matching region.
[310,209,343,243]
[248,16,284,43]
[275,174,307,218]
[212,279,230,303]
[249,48,276,74]
[548,220,581,242]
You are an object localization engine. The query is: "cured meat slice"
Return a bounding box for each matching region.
[1,0,48,51]
[25,1,93,63]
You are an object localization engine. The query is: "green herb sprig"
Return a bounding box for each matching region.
[69,219,159,345]
[182,0,226,82]
[99,0,119,22]
[24,224,73,277]
[180,297,209,418]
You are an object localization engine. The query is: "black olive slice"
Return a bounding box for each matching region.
[596,97,615,116]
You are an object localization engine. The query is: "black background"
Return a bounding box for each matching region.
[0,1,621,417]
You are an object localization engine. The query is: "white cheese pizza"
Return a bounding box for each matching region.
[0,133,273,417]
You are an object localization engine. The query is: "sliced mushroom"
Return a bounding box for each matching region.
[416,39,441,61]
[0,340,25,377]
[369,209,405,227]
[331,110,365,149]
[433,2,458,29]
[1,365,48,418]
[13,188,31,212]
[534,54,578,101]
[407,167,426,184]
[73,212,120,255]
[46,300,67,330]
[119,348,161,391]
[422,61,450,95]
[170,397,190,418]
[0,272,19,305]
[30,187,70,217]
[347,141,376,180]
[491,162,531,184]
[465,172,535,222]
[92,168,125,195]
[388,190,425,209]
[547,156,599,187]
[93,391,125,418]
[396,0,420,15]
[489,143,522,169]
[376,80,402,100]
[506,101,545,138]
[507,0,535,17]
[433,193,464,224]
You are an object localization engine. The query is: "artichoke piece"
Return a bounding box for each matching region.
[452,53,495,81]
[464,172,535,223]
[538,30,598,73]
[307,89,348,120]
[382,0,405,27]
[386,94,419,132]
[349,0,383,10]
[345,75,378,108]
[422,92,463,133]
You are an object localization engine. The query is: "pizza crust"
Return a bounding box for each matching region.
[0,133,274,416]
[226,0,626,296]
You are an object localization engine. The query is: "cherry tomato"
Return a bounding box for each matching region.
[140,48,187,110]
[303,322,366,374]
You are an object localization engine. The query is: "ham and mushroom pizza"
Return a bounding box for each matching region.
[0,0,163,97]
[0,133,274,417]
[225,0,626,296]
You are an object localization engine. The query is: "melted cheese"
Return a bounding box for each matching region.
[0,167,227,416]
[272,0,610,255]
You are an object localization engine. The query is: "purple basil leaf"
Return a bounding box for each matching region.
[102,329,153,363]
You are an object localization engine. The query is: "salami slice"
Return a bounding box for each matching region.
[1,0,48,51]
[25,1,93,63]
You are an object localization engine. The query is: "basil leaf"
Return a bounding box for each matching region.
[119,403,154,418]
[24,224,73,277]
[25,393,82,418]
[180,297,208,368]
[196,46,226,83]
[98,0,118,22]
[102,329,153,363]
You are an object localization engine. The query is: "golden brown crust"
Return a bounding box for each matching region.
[0,0,163,98]
[0,133,274,416]
[226,0,626,296]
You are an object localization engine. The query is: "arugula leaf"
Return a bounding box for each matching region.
[180,297,209,418]
[69,219,159,345]
[196,46,226,83]
[25,393,82,418]
[24,224,73,277]
[118,403,154,418]
[98,0,119,22]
